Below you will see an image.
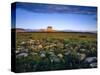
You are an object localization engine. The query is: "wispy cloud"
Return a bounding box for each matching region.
[16,2,97,15]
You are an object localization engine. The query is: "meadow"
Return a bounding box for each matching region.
[16,32,97,42]
[15,32,97,72]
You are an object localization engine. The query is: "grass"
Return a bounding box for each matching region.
[15,32,97,72]
[16,32,97,42]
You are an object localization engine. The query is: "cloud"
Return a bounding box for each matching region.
[16,2,97,15]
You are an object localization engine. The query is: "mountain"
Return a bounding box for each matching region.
[16,28,26,32]
[62,30,97,33]
[15,28,97,34]
[15,28,46,32]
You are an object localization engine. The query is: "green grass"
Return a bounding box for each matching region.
[15,32,97,72]
[16,32,97,42]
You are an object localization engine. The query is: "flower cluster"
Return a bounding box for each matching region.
[16,38,97,72]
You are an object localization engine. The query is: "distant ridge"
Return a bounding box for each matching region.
[15,28,26,32]
[14,28,97,34]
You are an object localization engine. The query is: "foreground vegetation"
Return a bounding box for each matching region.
[16,32,97,72]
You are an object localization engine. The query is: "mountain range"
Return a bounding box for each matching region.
[15,28,97,33]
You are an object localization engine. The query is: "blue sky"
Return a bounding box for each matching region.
[13,2,97,31]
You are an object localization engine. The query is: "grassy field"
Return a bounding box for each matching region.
[16,32,97,42]
[15,32,97,72]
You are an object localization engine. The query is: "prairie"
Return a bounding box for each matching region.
[15,32,97,72]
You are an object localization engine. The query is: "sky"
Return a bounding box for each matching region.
[12,2,97,31]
